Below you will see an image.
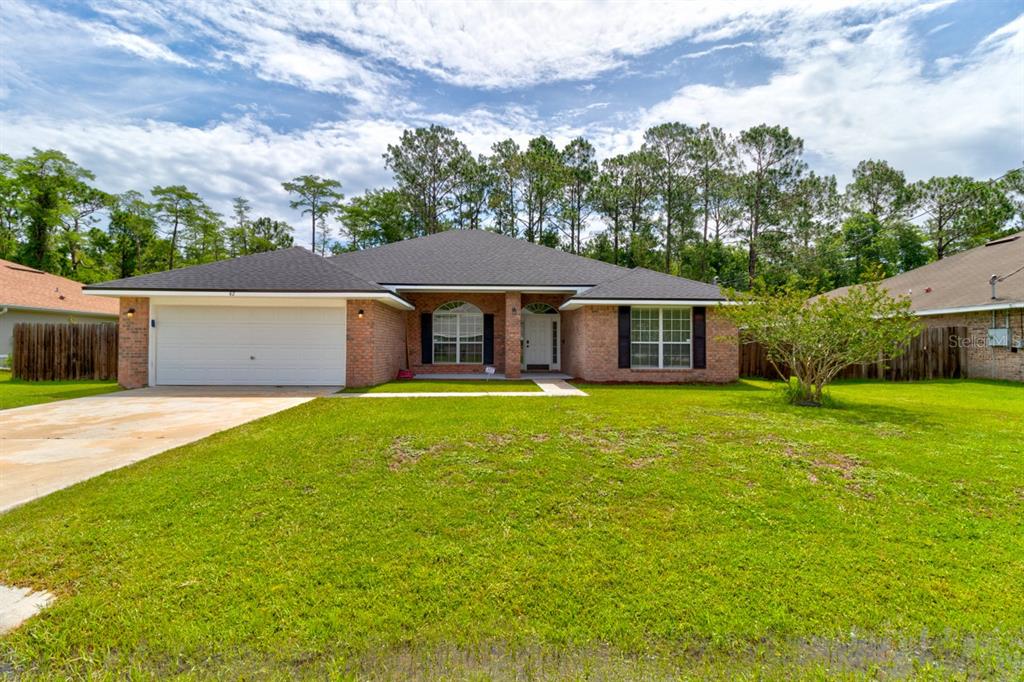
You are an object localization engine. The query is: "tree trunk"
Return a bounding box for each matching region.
[747,196,759,287]
[665,189,673,273]
[613,210,620,266]
[700,178,709,279]
[310,204,317,254]
[169,216,178,269]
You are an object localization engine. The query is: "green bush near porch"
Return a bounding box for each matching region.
[0,380,1021,678]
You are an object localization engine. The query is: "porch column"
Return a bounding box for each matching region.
[504,291,522,378]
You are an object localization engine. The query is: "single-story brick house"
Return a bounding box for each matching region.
[0,258,118,363]
[83,230,738,388]
[826,231,1024,382]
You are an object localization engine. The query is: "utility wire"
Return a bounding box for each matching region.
[999,261,1024,282]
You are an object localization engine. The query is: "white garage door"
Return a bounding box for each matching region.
[153,305,346,385]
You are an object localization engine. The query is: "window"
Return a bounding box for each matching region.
[631,307,691,369]
[433,301,484,364]
[551,319,558,364]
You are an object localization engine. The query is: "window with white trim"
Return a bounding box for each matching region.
[631,307,691,369]
[433,301,483,364]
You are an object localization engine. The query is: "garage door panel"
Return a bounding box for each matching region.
[154,305,346,386]
[160,325,343,348]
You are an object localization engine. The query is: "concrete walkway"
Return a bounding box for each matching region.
[332,378,587,399]
[0,585,53,634]
[0,386,335,513]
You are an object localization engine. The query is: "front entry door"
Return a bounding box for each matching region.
[523,315,558,369]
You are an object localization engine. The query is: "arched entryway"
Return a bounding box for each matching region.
[521,302,560,371]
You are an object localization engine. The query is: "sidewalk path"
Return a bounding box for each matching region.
[331,378,587,399]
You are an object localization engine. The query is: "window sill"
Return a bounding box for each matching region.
[629,367,694,372]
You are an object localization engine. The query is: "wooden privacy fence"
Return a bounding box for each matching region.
[12,322,118,381]
[739,326,967,381]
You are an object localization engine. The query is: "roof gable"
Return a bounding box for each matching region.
[86,247,385,293]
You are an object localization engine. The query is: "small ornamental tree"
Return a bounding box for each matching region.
[721,282,920,406]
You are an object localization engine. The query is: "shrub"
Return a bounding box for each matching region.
[720,282,920,406]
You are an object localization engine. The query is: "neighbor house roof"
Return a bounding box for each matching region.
[0,258,118,316]
[824,231,1024,315]
[86,230,725,304]
[85,247,387,293]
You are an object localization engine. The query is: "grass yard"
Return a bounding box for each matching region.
[342,379,541,393]
[1,380,1022,679]
[0,370,120,410]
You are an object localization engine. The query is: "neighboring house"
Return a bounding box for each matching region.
[826,231,1024,382]
[83,230,737,388]
[0,258,119,364]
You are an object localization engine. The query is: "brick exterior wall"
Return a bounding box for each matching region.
[504,292,522,378]
[403,293,508,375]
[114,293,742,389]
[562,305,738,383]
[920,310,1024,382]
[117,297,149,389]
[346,300,408,388]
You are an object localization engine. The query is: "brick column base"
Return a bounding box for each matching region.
[118,297,149,388]
[504,292,522,378]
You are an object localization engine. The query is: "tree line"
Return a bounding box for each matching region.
[2,124,1021,291]
[0,150,295,283]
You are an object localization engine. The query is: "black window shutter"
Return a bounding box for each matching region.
[420,313,432,364]
[483,314,494,364]
[692,306,707,369]
[618,306,631,369]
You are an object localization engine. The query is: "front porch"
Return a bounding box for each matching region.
[402,290,571,379]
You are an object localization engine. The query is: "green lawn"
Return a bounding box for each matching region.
[0,370,120,410]
[1,380,1022,679]
[342,379,541,393]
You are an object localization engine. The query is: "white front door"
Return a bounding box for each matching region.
[522,315,559,369]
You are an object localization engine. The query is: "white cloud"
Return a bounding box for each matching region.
[86,24,192,67]
[926,21,954,36]
[92,0,916,91]
[216,25,397,108]
[0,0,191,68]
[631,10,1024,182]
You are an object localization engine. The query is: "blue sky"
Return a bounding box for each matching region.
[1,0,1022,245]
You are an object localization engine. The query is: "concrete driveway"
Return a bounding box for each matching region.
[0,386,336,513]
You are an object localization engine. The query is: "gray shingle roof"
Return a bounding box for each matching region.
[85,247,386,292]
[86,230,725,302]
[575,267,723,300]
[329,229,626,286]
[823,231,1024,313]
